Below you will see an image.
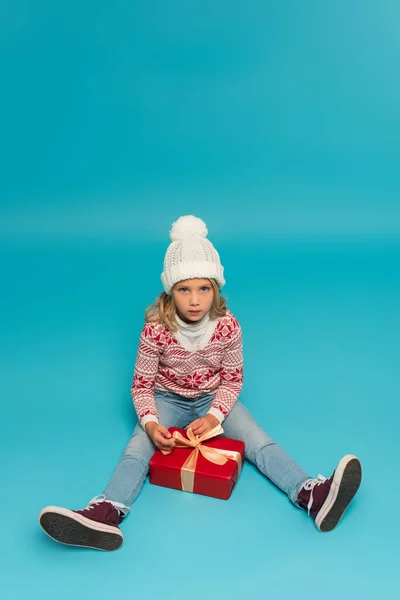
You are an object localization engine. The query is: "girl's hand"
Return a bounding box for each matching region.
[145,422,176,454]
[186,414,219,437]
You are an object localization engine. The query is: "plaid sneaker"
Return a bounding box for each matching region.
[297,454,362,532]
[39,495,125,551]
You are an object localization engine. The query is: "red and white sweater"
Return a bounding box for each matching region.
[131,310,244,428]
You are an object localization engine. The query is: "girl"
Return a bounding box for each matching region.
[39,215,362,552]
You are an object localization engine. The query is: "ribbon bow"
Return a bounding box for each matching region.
[163,424,243,493]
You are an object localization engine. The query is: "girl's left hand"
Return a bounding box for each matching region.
[186,414,219,437]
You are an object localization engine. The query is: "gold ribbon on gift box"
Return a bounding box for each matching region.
[161,424,243,493]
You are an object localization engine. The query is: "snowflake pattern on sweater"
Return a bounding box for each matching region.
[131,310,244,426]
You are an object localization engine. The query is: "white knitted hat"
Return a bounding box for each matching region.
[161,215,226,295]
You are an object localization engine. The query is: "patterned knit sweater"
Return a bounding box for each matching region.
[131,310,244,428]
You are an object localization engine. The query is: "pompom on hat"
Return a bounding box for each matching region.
[161,215,226,295]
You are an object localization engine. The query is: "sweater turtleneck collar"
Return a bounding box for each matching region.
[175,310,210,332]
[174,310,217,352]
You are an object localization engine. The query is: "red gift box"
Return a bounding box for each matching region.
[149,425,245,500]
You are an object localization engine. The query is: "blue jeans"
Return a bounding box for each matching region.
[103,390,311,514]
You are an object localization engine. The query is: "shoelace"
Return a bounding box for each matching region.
[302,474,327,515]
[82,494,106,512]
[85,503,100,511]
[84,494,127,515]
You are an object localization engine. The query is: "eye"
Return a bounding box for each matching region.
[178,286,210,292]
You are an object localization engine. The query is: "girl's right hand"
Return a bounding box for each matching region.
[145,422,176,454]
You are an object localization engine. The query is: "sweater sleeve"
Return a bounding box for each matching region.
[207,317,244,423]
[130,323,162,429]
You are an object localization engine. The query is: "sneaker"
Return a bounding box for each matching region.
[297,454,362,532]
[39,495,124,551]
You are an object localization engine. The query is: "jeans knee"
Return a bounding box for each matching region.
[123,433,154,463]
[246,435,276,464]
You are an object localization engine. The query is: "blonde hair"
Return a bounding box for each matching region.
[144,278,228,333]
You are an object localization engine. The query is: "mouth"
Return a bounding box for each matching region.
[188,310,202,314]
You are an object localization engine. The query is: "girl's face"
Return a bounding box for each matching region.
[171,278,215,324]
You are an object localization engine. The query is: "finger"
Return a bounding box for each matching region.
[191,424,206,436]
[157,441,174,451]
[158,441,175,451]
[186,419,200,430]
[155,428,174,441]
[157,425,172,438]
[155,433,175,447]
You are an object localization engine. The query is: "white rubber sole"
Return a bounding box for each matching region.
[39,506,123,551]
[315,454,362,532]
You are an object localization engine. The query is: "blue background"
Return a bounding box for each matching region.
[1,1,399,599]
